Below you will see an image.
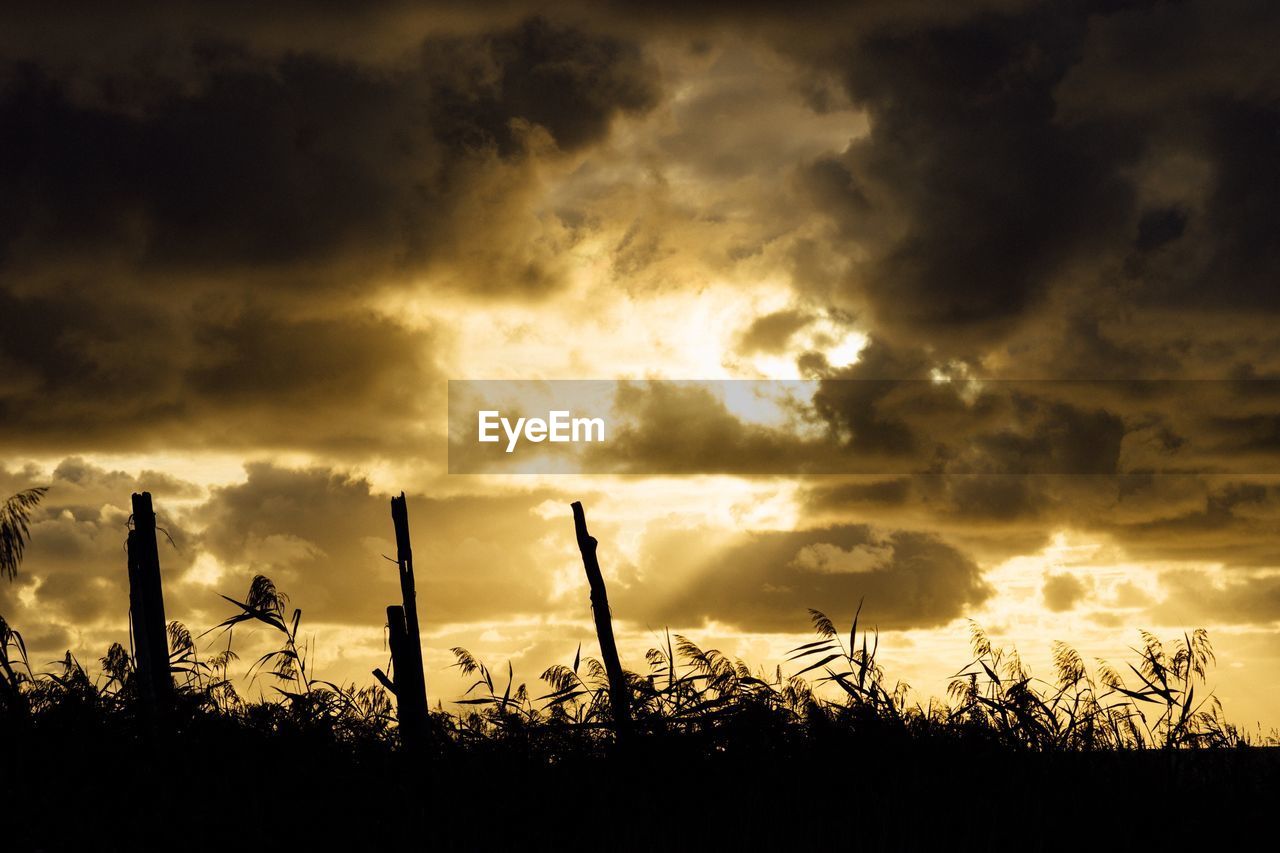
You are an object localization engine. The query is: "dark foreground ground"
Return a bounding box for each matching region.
[8,714,1279,852]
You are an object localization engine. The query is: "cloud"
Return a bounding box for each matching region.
[803,478,912,510]
[194,462,570,624]
[787,7,1136,353]
[791,539,894,574]
[626,524,990,632]
[1042,571,1090,612]
[0,287,441,454]
[0,17,657,285]
[757,0,1280,371]
[0,458,200,634]
[5,0,1280,687]
[0,15,659,456]
[543,359,1280,482]
[589,381,837,475]
[1156,567,1280,626]
[0,458,591,665]
[1095,480,1280,568]
[737,309,815,355]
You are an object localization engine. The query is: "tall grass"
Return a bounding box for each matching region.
[3,484,1265,752]
[0,573,1267,752]
[6,569,1279,853]
[447,599,1260,752]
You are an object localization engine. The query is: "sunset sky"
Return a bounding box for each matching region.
[2,1,1279,730]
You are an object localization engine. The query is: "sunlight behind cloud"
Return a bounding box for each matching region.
[406,276,803,381]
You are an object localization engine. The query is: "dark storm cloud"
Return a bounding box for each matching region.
[0,14,658,454]
[569,368,1218,479]
[0,287,439,452]
[792,4,1138,350]
[533,366,1280,585]
[776,0,1280,362]
[9,0,1279,457]
[5,0,1280,640]
[0,17,655,283]
[448,366,1280,523]
[804,471,1280,581]
[1096,479,1280,568]
[591,381,837,475]
[626,524,990,632]
[1053,0,1280,118]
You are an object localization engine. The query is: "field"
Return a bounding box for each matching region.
[3,488,1278,851]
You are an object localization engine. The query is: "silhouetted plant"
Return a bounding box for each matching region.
[211,574,394,739]
[943,622,1244,750]
[1,487,47,582]
[789,602,909,730]
[0,614,33,715]
[0,565,1268,755]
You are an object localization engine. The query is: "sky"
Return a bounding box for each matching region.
[2,0,1279,730]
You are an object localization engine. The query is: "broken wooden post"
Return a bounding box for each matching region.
[126,491,172,709]
[383,605,408,692]
[383,493,428,747]
[381,604,426,748]
[374,605,425,748]
[570,501,631,740]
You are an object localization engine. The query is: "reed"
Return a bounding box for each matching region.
[0,491,1267,752]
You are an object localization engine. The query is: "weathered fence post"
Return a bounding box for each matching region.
[127,491,172,709]
[378,493,428,748]
[379,604,426,747]
[570,501,632,740]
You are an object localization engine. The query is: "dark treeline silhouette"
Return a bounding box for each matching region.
[2,488,1278,850]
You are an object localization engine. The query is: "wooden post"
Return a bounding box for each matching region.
[570,501,631,740]
[127,492,172,708]
[388,493,428,745]
[383,604,424,747]
[385,605,408,689]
